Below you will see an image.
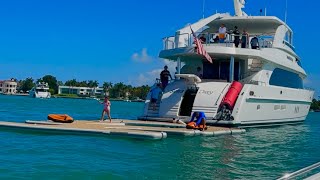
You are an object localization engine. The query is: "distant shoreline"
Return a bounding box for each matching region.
[0,93,29,96]
[0,93,145,102]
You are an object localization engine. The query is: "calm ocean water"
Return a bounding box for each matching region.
[0,95,319,179]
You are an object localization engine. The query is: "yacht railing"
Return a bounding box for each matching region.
[277,162,320,180]
[304,86,315,91]
[283,40,296,52]
[162,32,274,50]
[163,36,175,49]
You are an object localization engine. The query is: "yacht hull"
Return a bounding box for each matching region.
[140,81,314,127]
[29,91,51,98]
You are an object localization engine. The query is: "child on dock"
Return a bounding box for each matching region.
[100,96,112,122]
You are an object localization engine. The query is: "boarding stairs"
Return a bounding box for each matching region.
[146,101,160,117]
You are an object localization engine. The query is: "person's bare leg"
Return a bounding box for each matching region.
[200,118,206,131]
[100,111,106,121]
[106,110,112,123]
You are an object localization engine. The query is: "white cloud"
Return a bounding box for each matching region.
[129,69,161,86]
[131,48,153,63]
[129,49,184,86]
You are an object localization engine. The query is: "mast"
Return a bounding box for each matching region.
[284,0,288,23]
[233,0,246,16]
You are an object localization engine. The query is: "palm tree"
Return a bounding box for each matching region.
[102,82,113,96]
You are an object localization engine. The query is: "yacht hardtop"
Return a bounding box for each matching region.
[139,0,314,127]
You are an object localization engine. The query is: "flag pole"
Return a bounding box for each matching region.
[285,0,288,23]
[202,0,205,19]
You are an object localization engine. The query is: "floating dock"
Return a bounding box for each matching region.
[0,120,246,140]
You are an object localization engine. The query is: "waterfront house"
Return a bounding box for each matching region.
[58,86,104,96]
[0,79,17,95]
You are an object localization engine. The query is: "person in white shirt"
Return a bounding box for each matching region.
[218,24,227,43]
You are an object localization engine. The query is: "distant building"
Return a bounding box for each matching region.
[58,86,104,96]
[0,79,17,95]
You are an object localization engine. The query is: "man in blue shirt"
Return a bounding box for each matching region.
[150,83,162,111]
[186,111,207,131]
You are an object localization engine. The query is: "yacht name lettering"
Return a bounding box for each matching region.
[199,90,214,95]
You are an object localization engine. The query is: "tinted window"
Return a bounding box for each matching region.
[269,68,303,88]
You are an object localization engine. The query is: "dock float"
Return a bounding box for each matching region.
[0,120,246,140]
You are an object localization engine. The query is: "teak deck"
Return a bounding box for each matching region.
[0,120,245,140]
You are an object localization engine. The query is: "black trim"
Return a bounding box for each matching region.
[208,119,305,128]
[240,116,306,122]
[239,120,304,128]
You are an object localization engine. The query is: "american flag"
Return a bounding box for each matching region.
[190,27,213,63]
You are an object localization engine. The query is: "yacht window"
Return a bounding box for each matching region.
[274,105,280,110]
[297,59,302,67]
[269,68,303,89]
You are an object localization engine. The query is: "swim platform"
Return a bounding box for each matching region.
[0,120,246,140]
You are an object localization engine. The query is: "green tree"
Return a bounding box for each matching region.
[87,80,99,88]
[40,75,58,94]
[103,82,113,90]
[311,99,320,110]
[65,79,78,86]
[19,77,35,92]
[102,81,113,96]
[110,82,126,98]
[78,81,88,87]
[57,81,64,86]
[139,85,150,99]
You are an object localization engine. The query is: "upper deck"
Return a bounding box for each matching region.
[159,14,306,76]
[162,15,295,52]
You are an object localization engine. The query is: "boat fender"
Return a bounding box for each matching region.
[221,81,243,110]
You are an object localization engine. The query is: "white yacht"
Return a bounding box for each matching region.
[139,0,314,127]
[29,82,51,98]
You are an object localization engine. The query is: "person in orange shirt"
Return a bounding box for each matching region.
[218,24,227,43]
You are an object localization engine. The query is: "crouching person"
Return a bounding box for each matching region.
[186,111,207,131]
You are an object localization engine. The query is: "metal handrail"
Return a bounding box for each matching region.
[277,162,320,180]
[162,32,275,50]
[304,86,315,91]
[162,36,175,49]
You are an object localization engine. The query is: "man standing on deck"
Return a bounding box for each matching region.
[218,24,227,43]
[233,26,240,47]
[160,65,172,90]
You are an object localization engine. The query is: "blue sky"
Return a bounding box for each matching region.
[0,0,319,96]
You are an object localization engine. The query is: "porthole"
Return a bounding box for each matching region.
[257,105,261,110]
[249,91,254,96]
